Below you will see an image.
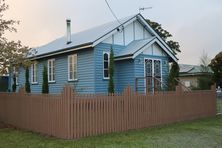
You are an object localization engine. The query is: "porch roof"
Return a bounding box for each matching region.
[115,37,155,59]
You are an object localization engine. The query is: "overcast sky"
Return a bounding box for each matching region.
[4,0,222,64]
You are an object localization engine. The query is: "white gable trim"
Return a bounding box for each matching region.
[93,14,177,62]
[132,38,177,62]
[136,14,177,62]
[92,17,138,47]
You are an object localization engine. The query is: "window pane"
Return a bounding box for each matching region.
[49,73,52,81]
[70,71,74,79]
[104,53,108,60]
[104,62,108,69]
[104,70,108,78]
[68,55,77,80]
[74,71,77,79]
[53,73,55,81]
[70,64,73,73]
[69,56,72,65]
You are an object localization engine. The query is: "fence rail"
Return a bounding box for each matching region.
[0,85,216,139]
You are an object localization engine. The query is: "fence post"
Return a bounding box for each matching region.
[123,86,132,131]
[176,85,183,94]
[61,85,74,139]
[211,84,217,116]
[18,86,26,94]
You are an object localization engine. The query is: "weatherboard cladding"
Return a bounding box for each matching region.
[14,49,95,94]
[94,43,126,93]
[115,59,135,93]
[14,43,169,94]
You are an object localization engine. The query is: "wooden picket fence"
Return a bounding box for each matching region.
[0,85,216,139]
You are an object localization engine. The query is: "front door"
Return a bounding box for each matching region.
[145,59,162,93]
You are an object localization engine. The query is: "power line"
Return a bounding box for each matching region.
[105,0,122,25]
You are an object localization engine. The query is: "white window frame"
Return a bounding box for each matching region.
[184,81,191,87]
[48,59,55,83]
[31,63,38,84]
[68,54,78,81]
[103,52,110,79]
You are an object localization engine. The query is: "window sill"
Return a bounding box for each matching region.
[48,81,56,84]
[68,79,78,82]
[31,82,38,85]
[103,78,110,80]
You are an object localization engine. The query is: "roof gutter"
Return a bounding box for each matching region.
[29,43,93,60]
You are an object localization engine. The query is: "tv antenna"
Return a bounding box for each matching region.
[139,7,152,13]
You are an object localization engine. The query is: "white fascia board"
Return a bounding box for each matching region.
[92,17,138,47]
[114,56,132,61]
[154,39,178,62]
[30,44,92,60]
[132,38,178,62]
[136,14,178,62]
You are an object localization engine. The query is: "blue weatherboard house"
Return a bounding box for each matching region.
[10,14,178,94]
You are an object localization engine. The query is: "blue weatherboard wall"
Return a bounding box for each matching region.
[94,43,169,94]
[94,43,125,94]
[14,48,95,94]
[12,42,170,94]
[115,59,135,93]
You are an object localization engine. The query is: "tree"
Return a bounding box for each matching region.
[146,19,181,54]
[12,74,16,92]
[146,19,180,90]
[0,0,29,74]
[42,66,49,94]
[108,48,114,93]
[167,62,179,91]
[209,51,222,87]
[200,51,211,73]
[197,52,213,90]
[25,67,31,93]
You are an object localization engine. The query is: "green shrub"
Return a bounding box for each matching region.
[25,67,31,93]
[42,66,49,94]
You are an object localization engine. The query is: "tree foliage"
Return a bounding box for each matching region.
[210,51,222,87]
[108,48,114,93]
[0,0,29,74]
[167,62,179,91]
[25,67,31,93]
[197,52,213,90]
[200,51,211,73]
[146,19,181,54]
[42,66,49,94]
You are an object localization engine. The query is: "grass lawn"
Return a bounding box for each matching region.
[1,116,222,148]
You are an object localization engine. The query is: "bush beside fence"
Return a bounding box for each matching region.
[0,85,216,139]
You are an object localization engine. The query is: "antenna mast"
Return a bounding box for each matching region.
[139,7,152,13]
